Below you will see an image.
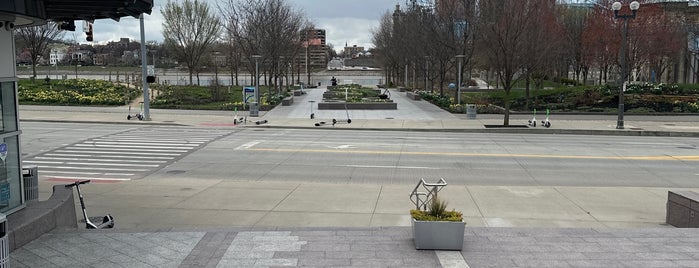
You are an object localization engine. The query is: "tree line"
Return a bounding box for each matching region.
[372,0,689,125]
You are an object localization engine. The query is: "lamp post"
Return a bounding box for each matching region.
[424,56,430,92]
[251,55,262,117]
[456,55,466,105]
[612,1,640,130]
[279,56,284,94]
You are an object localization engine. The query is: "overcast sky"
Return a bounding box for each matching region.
[88,0,401,51]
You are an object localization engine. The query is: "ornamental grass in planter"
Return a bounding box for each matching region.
[410,195,465,250]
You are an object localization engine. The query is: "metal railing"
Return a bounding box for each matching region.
[409,178,447,211]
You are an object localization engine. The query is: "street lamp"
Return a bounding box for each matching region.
[424,56,430,92]
[251,55,262,117]
[456,55,466,105]
[211,51,220,88]
[612,1,640,129]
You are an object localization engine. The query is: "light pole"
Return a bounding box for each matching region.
[456,55,465,105]
[279,56,284,94]
[251,55,262,117]
[424,56,430,92]
[612,1,640,130]
[139,13,150,120]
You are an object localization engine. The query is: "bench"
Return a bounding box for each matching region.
[282,96,293,106]
[406,91,421,100]
[7,185,78,252]
[667,191,699,228]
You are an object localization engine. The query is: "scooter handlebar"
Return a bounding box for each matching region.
[64,180,91,188]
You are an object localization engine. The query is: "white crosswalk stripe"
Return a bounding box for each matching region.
[23,127,233,182]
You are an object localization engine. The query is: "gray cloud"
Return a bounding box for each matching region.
[84,0,399,51]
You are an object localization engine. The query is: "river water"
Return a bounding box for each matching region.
[18,71,385,87]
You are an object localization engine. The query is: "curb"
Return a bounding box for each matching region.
[247,124,699,137]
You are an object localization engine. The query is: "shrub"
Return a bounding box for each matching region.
[18,79,138,105]
[410,195,463,222]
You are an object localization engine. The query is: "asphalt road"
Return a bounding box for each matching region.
[21,122,699,188]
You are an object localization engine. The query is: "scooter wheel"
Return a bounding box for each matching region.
[545,122,551,128]
[137,115,144,120]
[127,115,131,120]
[347,119,352,124]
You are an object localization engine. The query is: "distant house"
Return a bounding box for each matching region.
[344,45,365,59]
[49,47,67,65]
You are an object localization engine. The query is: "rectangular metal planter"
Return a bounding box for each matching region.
[411,218,465,250]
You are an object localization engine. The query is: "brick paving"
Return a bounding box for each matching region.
[11,227,699,267]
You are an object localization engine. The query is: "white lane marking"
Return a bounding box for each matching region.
[45,153,175,160]
[47,176,131,181]
[37,166,150,172]
[330,145,354,149]
[55,150,181,156]
[92,139,206,145]
[342,165,440,170]
[40,171,135,176]
[85,142,199,149]
[34,157,167,163]
[236,141,261,150]
[64,162,160,167]
[435,251,470,268]
[69,145,190,152]
[23,161,63,164]
[24,160,160,167]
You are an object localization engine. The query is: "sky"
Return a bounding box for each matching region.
[88,0,402,51]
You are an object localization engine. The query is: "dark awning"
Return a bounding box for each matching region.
[44,0,153,21]
[0,0,153,27]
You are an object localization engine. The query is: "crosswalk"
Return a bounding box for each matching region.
[22,127,233,183]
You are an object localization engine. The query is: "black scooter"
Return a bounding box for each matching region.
[65,180,115,229]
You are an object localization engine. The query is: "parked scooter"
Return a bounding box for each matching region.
[65,180,115,229]
[127,101,144,120]
[528,109,537,127]
[541,109,552,128]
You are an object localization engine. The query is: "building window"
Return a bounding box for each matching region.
[0,81,21,213]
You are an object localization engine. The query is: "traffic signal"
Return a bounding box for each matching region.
[57,21,75,31]
[85,23,93,42]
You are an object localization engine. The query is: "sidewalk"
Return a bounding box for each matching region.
[12,88,699,267]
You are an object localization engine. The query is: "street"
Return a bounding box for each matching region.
[22,122,699,187]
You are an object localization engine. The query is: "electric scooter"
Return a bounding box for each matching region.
[65,180,115,229]
[540,109,552,128]
[127,101,144,120]
[528,109,537,127]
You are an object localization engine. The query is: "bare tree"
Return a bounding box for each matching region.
[162,0,222,85]
[476,0,559,125]
[220,0,308,103]
[16,22,64,78]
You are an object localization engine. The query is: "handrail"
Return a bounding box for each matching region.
[409,178,447,210]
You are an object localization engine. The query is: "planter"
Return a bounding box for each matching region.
[411,218,465,250]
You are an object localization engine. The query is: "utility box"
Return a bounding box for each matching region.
[22,165,39,202]
[249,102,259,117]
[466,104,477,119]
[0,213,7,267]
[666,191,699,228]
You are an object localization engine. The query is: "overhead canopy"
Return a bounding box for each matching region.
[0,0,153,27]
[45,0,153,22]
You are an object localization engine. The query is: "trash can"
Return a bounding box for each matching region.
[466,104,477,119]
[0,213,7,267]
[23,165,39,202]
[249,102,259,117]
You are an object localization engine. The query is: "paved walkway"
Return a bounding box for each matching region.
[11,87,699,267]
